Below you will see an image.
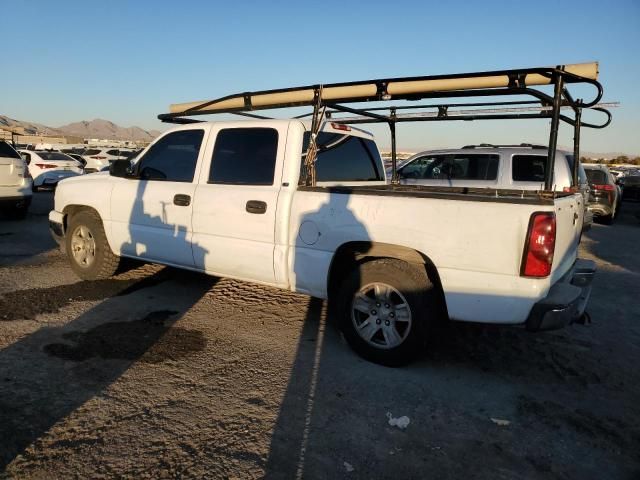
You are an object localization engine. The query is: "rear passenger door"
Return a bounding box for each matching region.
[191,124,286,284]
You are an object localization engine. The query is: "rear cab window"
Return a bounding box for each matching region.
[300,132,384,184]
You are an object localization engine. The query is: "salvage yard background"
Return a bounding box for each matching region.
[1,193,639,479]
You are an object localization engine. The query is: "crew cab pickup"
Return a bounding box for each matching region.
[49,120,595,365]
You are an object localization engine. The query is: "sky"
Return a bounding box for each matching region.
[2,0,639,155]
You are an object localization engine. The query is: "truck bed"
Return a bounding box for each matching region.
[299,184,574,205]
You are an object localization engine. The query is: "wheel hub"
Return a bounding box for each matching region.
[71,225,96,267]
[351,282,412,350]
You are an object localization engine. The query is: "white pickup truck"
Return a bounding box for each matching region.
[49,119,595,365]
[50,63,608,365]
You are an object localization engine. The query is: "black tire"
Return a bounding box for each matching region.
[336,258,439,367]
[7,204,28,220]
[601,213,613,225]
[65,210,120,280]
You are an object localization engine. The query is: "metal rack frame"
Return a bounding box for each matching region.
[159,63,611,191]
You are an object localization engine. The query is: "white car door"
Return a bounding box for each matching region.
[191,123,286,285]
[110,128,207,267]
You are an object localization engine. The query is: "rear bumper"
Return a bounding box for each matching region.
[0,195,32,209]
[35,171,79,187]
[526,259,596,331]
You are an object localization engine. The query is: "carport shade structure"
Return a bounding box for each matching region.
[158,62,611,190]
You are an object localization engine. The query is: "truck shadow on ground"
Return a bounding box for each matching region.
[0,268,216,470]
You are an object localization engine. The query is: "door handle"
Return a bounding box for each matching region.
[246,200,267,214]
[173,194,191,207]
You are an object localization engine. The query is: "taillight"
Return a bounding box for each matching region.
[35,163,58,169]
[521,212,556,278]
[592,184,615,191]
[331,122,351,131]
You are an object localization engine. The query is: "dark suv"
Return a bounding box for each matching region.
[584,164,621,224]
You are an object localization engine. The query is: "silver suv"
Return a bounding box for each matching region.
[396,143,593,228]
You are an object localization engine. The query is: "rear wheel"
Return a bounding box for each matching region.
[66,210,120,280]
[337,258,439,366]
[601,213,614,225]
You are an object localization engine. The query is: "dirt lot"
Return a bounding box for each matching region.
[1,192,639,479]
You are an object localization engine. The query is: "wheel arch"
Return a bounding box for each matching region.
[62,204,102,233]
[62,205,118,255]
[327,241,448,318]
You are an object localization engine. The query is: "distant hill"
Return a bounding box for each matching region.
[57,119,162,142]
[0,115,162,142]
[0,115,63,136]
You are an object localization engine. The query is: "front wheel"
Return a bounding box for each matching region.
[65,210,120,280]
[336,258,438,366]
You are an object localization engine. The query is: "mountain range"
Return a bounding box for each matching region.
[0,115,162,142]
[1,114,637,158]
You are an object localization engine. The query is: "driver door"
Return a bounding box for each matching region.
[110,128,208,267]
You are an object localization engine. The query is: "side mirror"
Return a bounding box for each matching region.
[109,159,133,178]
[20,154,30,165]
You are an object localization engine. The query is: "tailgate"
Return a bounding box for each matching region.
[551,193,582,283]
[0,157,22,187]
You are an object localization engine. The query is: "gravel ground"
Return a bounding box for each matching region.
[0,192,639,479]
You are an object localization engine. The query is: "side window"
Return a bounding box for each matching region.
[137,129,204,182]
[209,128,278,185]
[399,156,438,179]
[448,154,498,180]
[512,155,547,182]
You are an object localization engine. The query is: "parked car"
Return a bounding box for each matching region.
[620,175,640,201]
[81,148,136,173]
[583,164,621,224]
[50,121,594,366]
[18,150,84,191]
[0,141,32,219]
[395,144,593,229]
[65,153,87,166]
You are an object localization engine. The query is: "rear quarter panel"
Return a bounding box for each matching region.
[288,190,558,324]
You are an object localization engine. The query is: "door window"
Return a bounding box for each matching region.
[137,129,204,182]
[209,128,278,185]
[400,154,498,180]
